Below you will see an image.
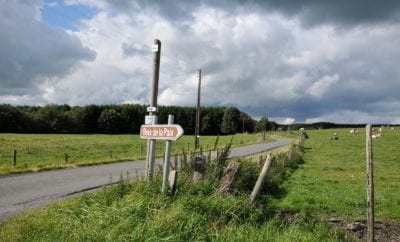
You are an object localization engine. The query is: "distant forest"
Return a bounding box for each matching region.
[0,104,276,134]
[0,104,372,134]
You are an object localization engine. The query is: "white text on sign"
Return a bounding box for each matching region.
[142,127,174,137]
[140,124,184,141]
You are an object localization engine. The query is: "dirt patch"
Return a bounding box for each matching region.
[328,218,400,241]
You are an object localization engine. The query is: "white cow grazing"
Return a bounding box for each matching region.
[372,133,382,139]
[349,128,358,134]
[299,128,305,131]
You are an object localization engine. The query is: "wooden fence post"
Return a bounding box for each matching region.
[169,170,178,194]
[366,124,374,242]
[249,153,274,204]
[193,155,205,183]
[12,150,17,166]
[218,161,240,195]
[64,153,70,163]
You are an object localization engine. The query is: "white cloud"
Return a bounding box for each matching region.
[276,117,296,125]
[306,74,340,99]
[306,110,400,124]
[0,0,95,102]
[2,0,400,124]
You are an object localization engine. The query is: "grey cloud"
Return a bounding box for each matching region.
[121,43,148,57]
[91,0,199,22]
[98,0,400,27]
[0,1,96,95]
[247,0,400,27]
[4,0,399,124]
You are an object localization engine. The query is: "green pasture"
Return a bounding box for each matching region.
[276,127,400,222]
[1,127,399,241]
[1,137,347,241]
[0,132,275,176]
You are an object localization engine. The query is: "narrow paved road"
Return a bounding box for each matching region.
[0,138,292,223]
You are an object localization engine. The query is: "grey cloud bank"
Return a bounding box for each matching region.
[1,0,400,124]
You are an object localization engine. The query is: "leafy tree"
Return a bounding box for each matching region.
[98,109,123,133]
[81,105,102,132]
[120,104,146,133]
[221,107,240,134]
[255,117,278,132]
[64,106,85,132]
[201,114,211,134]
[240,112,255,133]
[0,105,29,132]
[255,117,268,133]
[0,104,257,135]
[36,104,72,132]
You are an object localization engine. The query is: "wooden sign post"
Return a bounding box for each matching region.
[140,121,184,192]
[145,39,161,181]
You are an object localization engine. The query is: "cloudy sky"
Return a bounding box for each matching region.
[1,0,400,124]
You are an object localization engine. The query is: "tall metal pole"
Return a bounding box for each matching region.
[162,115,174,193]
[146,39,161,181]
[195,69,202,151]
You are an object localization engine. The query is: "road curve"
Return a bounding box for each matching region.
[0,138,292,223]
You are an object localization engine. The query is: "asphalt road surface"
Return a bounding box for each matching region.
[0,138,292,223]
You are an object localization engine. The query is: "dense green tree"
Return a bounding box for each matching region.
[200,114,211,134]
[0,104,259,134]
[0,105,29,132]
[120,104,146,133]
[36,105,72,132]
[81,105,102,132]
[221,107,240,134]
[240,112,255,133]
[97,109,123,133]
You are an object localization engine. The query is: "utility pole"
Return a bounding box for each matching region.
[242,118,245,134]
[262,108,266,141]
[194,69,202,151]
[146,39,161,181]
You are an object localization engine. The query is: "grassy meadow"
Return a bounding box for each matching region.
[275,127,400,222]
[0,132,275,176]
[1,127,399,241]
[2,137,345,241]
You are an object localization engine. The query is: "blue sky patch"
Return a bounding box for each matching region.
[41,0,97,30]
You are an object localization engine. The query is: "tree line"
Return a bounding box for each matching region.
[0,104,279,135]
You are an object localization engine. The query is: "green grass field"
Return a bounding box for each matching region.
[0,133,275,176]
[276,127,400,222]
[1,128,399,241]
[2,136,344,241]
